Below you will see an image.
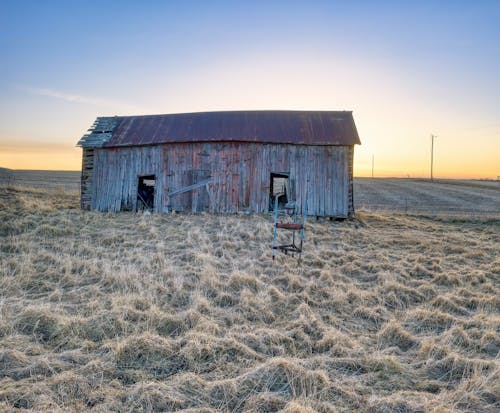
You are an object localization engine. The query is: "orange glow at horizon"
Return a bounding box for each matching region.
[354,158,500,180]
[0,143,81,171]
[1,140,498,180]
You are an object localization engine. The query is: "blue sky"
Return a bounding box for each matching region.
[1,0,499,176]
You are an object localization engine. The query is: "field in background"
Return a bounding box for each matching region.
[0,170,80,190]
[0,184,498,412]
[1,170,499,216]
[354,178,500,216]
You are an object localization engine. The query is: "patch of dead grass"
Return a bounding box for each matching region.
[0,186,498,412]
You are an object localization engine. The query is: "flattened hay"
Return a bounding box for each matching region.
[0,186,498,412]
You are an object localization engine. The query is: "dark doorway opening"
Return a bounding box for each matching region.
[269,172,289,211]
[137,175,155,211]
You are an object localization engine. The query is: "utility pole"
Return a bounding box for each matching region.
[371,154,374,178]
[430,134,437,181]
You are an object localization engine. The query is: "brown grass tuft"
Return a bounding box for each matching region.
[13,306,66,345]
[239,358,329,398]
[404,309,457,334]
[114,332,183,376]
[124,381,184,411]
[378,320,419,351]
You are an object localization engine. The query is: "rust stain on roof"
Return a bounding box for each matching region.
[78,110,361,148]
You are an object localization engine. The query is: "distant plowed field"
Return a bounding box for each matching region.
[2,170,80,190]
[355,178,500,216]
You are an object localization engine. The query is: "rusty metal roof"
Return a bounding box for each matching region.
[78,110,361,148]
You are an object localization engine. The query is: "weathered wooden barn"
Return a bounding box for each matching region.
[77,110,361,217]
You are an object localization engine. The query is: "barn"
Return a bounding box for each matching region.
[77,110,361,217]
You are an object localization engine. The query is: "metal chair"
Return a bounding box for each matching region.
[272,194,307,260]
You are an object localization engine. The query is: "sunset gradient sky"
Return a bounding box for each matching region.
[1,1,499,178]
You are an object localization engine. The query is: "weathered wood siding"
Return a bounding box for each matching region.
[347,145,355,217]
[90,143,352,217]
[92,146,164,212]
[80,148,94,210]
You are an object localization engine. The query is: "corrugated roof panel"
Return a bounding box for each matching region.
[77,110,361,148]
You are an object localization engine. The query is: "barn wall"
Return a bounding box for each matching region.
[92,146,164,212]
[80,148,94,210]
[348,145,355,217]
[90,143,352,217]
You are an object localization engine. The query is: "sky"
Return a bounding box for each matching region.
[0,0,499,178]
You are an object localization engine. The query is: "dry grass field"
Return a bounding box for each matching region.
[0,180,499,412]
